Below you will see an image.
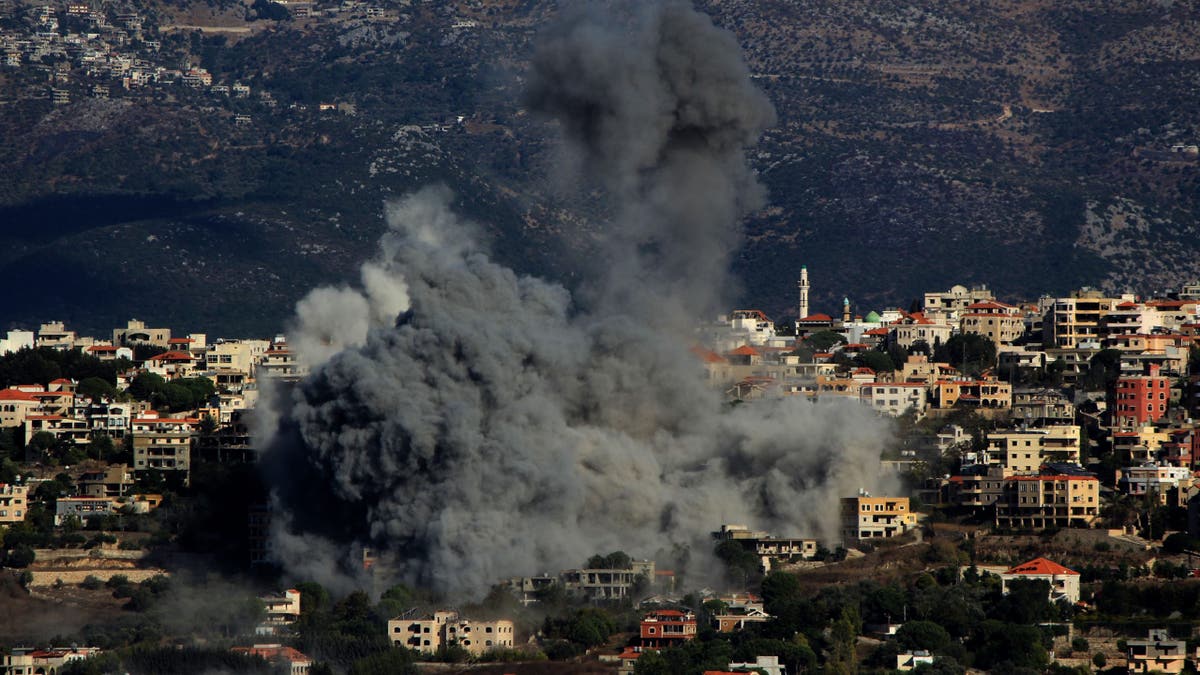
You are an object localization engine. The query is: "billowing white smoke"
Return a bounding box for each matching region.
[260,0,894,598]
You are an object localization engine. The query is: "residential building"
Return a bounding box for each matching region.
[0,329,34,355]
[712,524,817,571]
[23,414,91,446]
[1043,290,1126,349]
[54,496,115,525]
[985,426,1081,475]
[1,647,101,674]
[1113,364,1171,429]
[639,609,697,650]
[1000,557,1081,604]
[931,379,1011,410]
[131,412,197,482]
[77,466,134,498]
[258,337,305,381]
[923,284,995,325]
[944,465,1007,512]
[960,301,1025,346]
[1127,629,1187,675]
[995,465,1100,529]
[860,383,928,417]
[723,655,786,675]
[387,610,515,656]
[1112,426,1173,465]
[897,651,936,671]
[1011,389,1074,426]
[840,495,918,542]
[231,644,311,675]
[113,319,171,349]
[36,321,77,350]
[892,314,953,350]
[0,483,29,523]
[145,350,199,379]
[1116,464,1194,504]
[0,387,42,426]
[712,594,771,633]
[258,589,302,635]
[561,565,649,602]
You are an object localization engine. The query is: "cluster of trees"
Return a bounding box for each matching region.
[633,565,1069,675]
[127,372,216,412]
[0,347,129,392]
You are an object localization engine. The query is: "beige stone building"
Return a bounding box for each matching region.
[995,470,1100,529]
[985,426,1081,475]
[0,483,29,523]
[113,319,171,349]
[132,412,197,482]
[840,495,918,543]
[960,301,1025,346]
[388,611,515,656]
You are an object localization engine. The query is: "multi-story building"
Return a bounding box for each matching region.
[959,301,1025,346]
[1113,364,1171,429]
[892,315,953,350]
[560,565,648,602]
[638,609,697,650]
[23,414,91,447]
[944,465,1007,513]
[257,589,302,635]
[860,383,928,417]
[1116,464,1194,504]
[0,387,42,427]
[840,495,918,542]
[258,337,305,381]
[36,321,77,351]
[113,319,171,349]
[131,412,197,482]
[931,379,1011,410]
[985,426,1081,475]
[1127,629,1188,675]
[1112,426,1173,465]
[388,610,515,656]
[1011,389,1075,426]
[0,483,29,523]
[77,466,134,499]
[995,465,1100,529]
[1043,290,1125,349]
[923,284,995,325]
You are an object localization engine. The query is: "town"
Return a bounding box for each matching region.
[1,270,1200,674]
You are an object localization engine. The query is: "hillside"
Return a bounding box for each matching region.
[0,0,1198,334]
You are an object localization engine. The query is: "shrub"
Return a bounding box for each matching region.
[81,575,104,590]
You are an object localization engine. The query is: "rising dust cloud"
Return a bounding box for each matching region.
[258,0,894,598]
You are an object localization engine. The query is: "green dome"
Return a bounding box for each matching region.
[864,311,882,323]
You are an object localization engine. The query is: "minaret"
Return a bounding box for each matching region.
[797,266,810,320]
[843,297,851,323]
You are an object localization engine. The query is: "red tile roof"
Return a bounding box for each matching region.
[0,389,37,401]
[689,345,727,364]
[799,313,833,322]
[964,300,1014,310]
[728,345,761,357]
[148,350,193,362]
[1004,557,1079,576]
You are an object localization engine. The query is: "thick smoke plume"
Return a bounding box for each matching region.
[260,0,893,598]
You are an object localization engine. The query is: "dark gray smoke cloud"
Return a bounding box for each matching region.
[260,0,892,598]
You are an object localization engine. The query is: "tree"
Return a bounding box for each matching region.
[805,330,846,352]
[586,550,632,569]
[855,350,896,373]
[77,376,117,401]
[934,334,997,376]
[896,620,952,652]
[3,544,35,568]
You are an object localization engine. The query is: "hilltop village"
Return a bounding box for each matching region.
[4,273,1200,674]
